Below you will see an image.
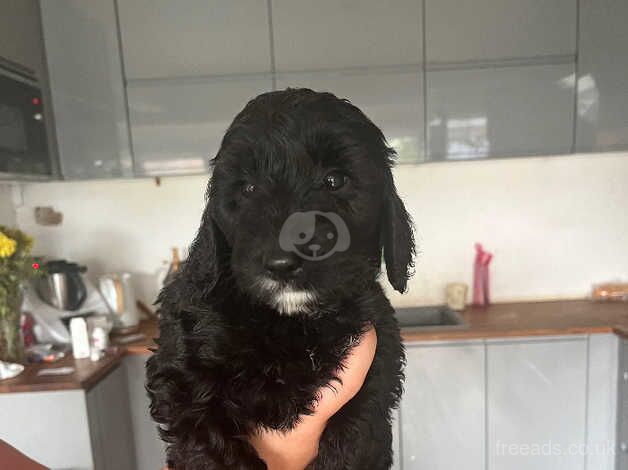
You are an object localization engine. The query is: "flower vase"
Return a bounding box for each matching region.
[0,290,24,364]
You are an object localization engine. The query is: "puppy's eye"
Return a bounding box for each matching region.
[323,171,347,191]
[242,183,257,196]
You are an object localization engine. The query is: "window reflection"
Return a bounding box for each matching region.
[576,74,599,123]
[445,116,490,159]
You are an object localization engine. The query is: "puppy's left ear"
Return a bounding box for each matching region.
[381,175,415,293]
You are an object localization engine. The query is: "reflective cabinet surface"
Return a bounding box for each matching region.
[40,0,132,179]
[426,63,576,161]
[127,76,273,176]
[33,0,628,179]
[425,0,576,63]
[277,68,424,163]
[576,0,628,152]
[272,0,423,71]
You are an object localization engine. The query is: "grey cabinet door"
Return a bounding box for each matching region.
[426,63,575,160]
[0,0,45,78]
[86,365,136,470]
[127,76,272,176]
[391,408,400,470]
[587,335,619,470]
[401,341,485,470]
[486,337,588,470]
[618,339,628,470]
[40,0,133,179]
[272,0,423,71]
[276,69,424,163]
[425,0,577,63]
[117,0,272,79]
[124,355,166,470]
[0,390,93,469]
[576,0,628,152]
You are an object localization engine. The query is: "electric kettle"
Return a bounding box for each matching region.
[98,272,140,333]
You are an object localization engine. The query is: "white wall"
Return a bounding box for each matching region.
[0,184,17,227]
[12,152,628,306]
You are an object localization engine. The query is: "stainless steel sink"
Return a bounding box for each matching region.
[395,305,468,330]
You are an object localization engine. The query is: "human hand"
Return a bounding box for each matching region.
[249,326,377,470]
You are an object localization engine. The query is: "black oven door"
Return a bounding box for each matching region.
[0,72,50,175]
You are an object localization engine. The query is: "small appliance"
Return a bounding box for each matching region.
[35,260,87,311]
[0,59,50,176]
[98,273,140,333]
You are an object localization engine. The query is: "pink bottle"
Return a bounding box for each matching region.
[472,243,493,306]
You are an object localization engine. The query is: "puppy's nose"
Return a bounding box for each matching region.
[265,253,302,276]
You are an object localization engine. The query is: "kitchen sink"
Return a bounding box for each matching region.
[394,305,468,330]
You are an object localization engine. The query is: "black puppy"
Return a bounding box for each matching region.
[147,88,415,469]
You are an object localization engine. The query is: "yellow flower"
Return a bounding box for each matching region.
[0,232,17,258]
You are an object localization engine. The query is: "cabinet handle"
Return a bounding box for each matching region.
[623,371,628,382]
[621,442,628,453]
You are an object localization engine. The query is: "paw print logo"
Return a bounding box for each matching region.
[279,211,350,261]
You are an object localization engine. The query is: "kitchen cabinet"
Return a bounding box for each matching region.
[391,408,401,470]
[589,335,620,470]
[127,75,272,176]
[575,0,628,152]
[86,364,137,470]
[0,365,135,470]
[426,63,575,160]
[0,390,95,469]
[0,0,45,79]
[271,0,423,71]
[0,1,622,176]
[486,337,588,470]
[401,340,485,470]
[40,0,133,179]
[425,0,577,64]
[617,339,628,469]
[125,354,166,470]
[400,334,619,469]
[117,0,272,80]
[0,0,58,179]
[276,69,424,163]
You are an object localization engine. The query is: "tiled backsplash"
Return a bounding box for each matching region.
[4,152,628,306]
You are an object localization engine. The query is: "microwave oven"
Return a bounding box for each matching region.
[0,65,50,176]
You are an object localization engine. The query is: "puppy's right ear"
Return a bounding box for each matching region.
[381,174,416,293]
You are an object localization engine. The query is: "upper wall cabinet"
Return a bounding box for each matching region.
[576,0,628,152]
[40,0,133,179]
[277,69,424,163]
[423,0,578,161]
[127,76,272,176]
[427,63,575,160]
[117,0,272,79]
[425,0,577,64]
[272,0,424,162]
[271,0,422,71]
[0,0,45,78]
[117,0,274,176]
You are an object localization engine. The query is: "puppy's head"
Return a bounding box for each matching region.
[187,88,414,315]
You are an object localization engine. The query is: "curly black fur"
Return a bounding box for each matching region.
[147,88,415,469]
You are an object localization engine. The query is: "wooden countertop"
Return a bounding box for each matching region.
[401,299,628,342]
[0,348,126,394]
[2,300,627,393]
[0,320,157,394]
